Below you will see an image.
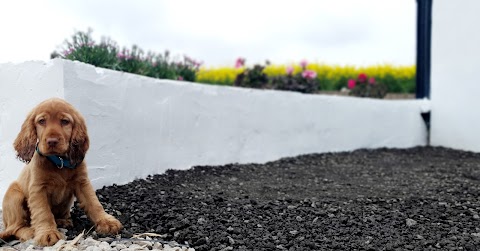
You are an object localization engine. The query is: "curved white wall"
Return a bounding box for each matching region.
[430,0,480,151]
[0,59,428,207]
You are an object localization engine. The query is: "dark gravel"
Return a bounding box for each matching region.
[67,146,480,250]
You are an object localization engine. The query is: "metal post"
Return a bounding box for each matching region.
[416,0,433,99]
[416,0,433,144]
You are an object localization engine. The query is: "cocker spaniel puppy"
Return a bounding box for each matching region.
[0,98,122,246]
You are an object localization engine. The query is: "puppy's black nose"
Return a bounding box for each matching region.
[47,138,59,147]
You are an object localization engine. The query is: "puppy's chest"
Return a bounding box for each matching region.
[45,176,75,205]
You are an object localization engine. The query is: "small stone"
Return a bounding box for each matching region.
[296,216,303,222]
[473,214,480,220]
[85,246,101,251]
[228,236,235,245]
[471,232,480,237]
[99,241,110,249]
[115,243,127,249]
[289,230,298,235]
[197,217,207,224]
[312,217,319,223]
[153,242,163,249]
[406,218,417,227]
[405,244,414,250]
[129,244,143,249]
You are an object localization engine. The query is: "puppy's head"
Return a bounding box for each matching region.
[14,98,90,166]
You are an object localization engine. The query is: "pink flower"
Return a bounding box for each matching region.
[194,60,203,69]
[300,59,308,69]
[63,48,74,56]
[286,66,294,75]
[117,52,126,59]
[347,79,356,89]
[301,70,317,80]
[368,77,376,84]
[178,76,184,81]
[235,57,245,68]
[358,73,368,83]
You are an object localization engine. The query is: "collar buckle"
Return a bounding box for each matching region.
[57,157,64,169]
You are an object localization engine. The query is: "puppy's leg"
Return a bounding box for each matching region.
[53,197,74,228]
[28,186,64,246]
[0,182,34,241]
[75,180,122,235]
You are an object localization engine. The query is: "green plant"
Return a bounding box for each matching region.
[52,29,201,82]
[174,55,201,82]
[53,29,118,69]
[270,63,320,94]
[347,73,388,99]
[234,61,269,89]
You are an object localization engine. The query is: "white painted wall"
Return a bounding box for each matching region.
[0,60,64,207]
[430,0,480,151]
[0,59,428,207]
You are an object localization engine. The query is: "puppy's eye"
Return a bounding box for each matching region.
[38,119,46,125]
[61,119,70,126]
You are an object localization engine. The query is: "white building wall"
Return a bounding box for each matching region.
[0,60,64,204]
[0,59,428,206]
[430,0,480,151]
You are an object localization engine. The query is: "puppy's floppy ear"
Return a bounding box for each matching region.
[68,111,90,167]
[13,110,37,163]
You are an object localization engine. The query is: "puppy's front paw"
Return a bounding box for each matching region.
[95,214,123,235]
[34,229,64,246]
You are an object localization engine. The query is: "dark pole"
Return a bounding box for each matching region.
[416,0,433,99]
[416,0,433,144]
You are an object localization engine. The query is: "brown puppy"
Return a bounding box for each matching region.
[0,98,122,246]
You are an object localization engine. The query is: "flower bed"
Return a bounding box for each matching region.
[52,30,415,97]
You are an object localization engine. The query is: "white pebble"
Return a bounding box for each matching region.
[84,237,101,246]
[471,232,480,237]
[153,242,163,249]
[115,243,128,249]
[406,218,417,227]
[85,246,101,251]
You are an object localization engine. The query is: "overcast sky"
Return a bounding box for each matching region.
[0,0,416,67]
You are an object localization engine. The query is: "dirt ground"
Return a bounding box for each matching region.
[4,146,480,250]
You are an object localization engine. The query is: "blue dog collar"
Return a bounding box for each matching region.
[35,145,77,169]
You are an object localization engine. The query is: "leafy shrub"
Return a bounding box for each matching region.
[51,30,118,69]
[232,59,320,94]
[347,73,388,99]
[52,29,201,82]
[234,63,269,89]
[270,63,319,94]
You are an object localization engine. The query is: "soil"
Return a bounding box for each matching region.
[62,147,480,250]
